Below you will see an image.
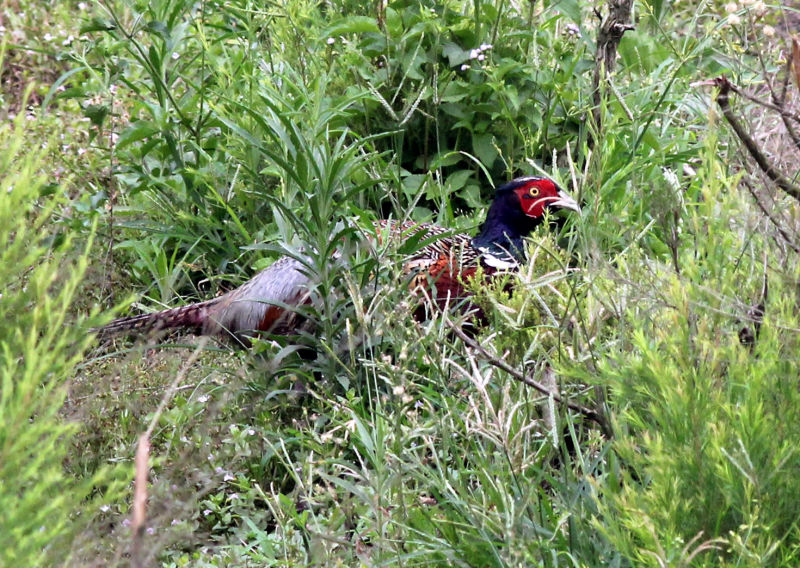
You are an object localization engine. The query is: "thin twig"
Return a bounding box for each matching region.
[444,317,611,436]
[128,338,209,568]
[741,178,800,253]
[701,76,800,202]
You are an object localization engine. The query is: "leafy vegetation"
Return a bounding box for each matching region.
[3,0,800,565]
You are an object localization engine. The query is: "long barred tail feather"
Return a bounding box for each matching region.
[93,297,222,339]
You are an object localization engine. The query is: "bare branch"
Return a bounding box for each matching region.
[591,0,635,139]
[445,317,612,436]
[701,76,800,202]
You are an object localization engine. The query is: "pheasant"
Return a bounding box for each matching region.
[96,176,579,344]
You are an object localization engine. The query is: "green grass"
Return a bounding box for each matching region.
[3,0,800,565]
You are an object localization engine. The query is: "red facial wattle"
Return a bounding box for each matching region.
[513,179,558,218]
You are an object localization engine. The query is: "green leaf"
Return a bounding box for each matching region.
[554,0,582,24]
[442,41,469,66]
[444,169,473,194]
[79,17,116,34]
[472,133,497,167]
[116,121,161,150]
[83,104,109,129]
[322,16,380,38]
[145,20,170,41]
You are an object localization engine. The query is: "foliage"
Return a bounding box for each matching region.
[4,0,800,565]
[0,109,124,567]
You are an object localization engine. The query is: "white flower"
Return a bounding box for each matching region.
[43,33,53,41]
[469,48,480,59]
[198,394,209,403]
[460,63,469,71]
[100,505,110,513]
[479,43,492,51]
[78,2,86,8]
[763,25,775,37]
[728,13,741,24]
[326,37,335,45]
[751,0,765,13]
[565,23,582,37]
[724,1,738,12]
[477,54,485,61]
[171,52,179,59]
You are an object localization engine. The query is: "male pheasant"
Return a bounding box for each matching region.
[96,176,579,344]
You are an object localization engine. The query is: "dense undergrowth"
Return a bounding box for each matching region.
[3,0,800,565]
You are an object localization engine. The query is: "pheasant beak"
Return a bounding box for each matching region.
[548,188,581,213]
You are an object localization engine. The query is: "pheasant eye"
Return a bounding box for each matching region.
[529,186,540,197]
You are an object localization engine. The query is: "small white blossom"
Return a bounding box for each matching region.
[146,527,155,535]
[565,23,582,37]
[724,1,738,12]
[469,48,480,59]
[100,505,110,513]
[662,167,680,191]
[43,33,53,41]
[728,13,741,24]
[171,52,179,59]
[479,43,492,51]
[203,509,212,516]
[460,63,469,71]
[751,0,765,13]
[477,54,485,61]
[326,37,335,45]
[763,25,775,37]
[198,394,209,403]
[78,2,87,9]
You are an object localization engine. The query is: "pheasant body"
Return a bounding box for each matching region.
[96,177,579,344]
